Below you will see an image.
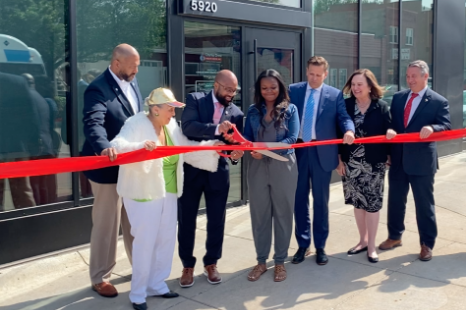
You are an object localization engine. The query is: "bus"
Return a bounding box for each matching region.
[0,34,46,77]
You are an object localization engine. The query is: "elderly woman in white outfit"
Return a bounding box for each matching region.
[105,88,220,310]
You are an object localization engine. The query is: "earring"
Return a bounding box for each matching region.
[155,113,159,116]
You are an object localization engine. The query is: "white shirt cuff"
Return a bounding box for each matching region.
[215,125,220,136]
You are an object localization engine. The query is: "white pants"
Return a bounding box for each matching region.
[123,194,178,304]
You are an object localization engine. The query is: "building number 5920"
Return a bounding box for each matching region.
[190,0,218,12]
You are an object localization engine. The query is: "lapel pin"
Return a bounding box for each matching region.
[425,99,428,102]
[115,88,118,91]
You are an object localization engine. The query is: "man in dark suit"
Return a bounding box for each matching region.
[82,44,143,297]
[379,60,451,261]
[22,73,58,205]
[178,70,244,287]
[0,72,39,210]
[289,56,355,266]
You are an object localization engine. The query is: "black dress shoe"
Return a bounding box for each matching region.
[160,291,179,298]
[316,248,328,265]
[367,254,379,263]
[292,247,310,264]
[347,246,368,255]
[132,302,148,310]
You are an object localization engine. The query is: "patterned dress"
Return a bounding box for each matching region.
[342,105,386,213]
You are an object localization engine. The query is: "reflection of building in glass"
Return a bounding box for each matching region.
[184,22,241,105]
[257,48,293,87]
[314,0,433,100]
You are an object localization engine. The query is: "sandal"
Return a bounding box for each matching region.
[247,264,267,281]
[274,264,287,282]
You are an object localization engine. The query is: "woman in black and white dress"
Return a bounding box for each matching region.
[336,69,394,263]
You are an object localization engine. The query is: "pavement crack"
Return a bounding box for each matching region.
[196,227,254,243]
[111,271,132,280]
[166,296,221,310]
[77,251,89,266]
[435,203,466,218]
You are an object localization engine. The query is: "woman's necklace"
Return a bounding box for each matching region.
[356,99,371,111]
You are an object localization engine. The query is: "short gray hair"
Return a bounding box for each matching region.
[408,60,429,75]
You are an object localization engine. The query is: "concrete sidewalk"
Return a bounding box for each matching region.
[2,153,466,310]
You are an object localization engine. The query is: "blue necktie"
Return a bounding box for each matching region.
[302,89,316,142]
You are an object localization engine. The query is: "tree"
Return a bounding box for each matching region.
[76,0,167,63]
[0,0,167,74]
[314,0,381,15]
[0,0,67,75]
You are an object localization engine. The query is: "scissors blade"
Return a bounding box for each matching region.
[252,142,291,148]
[256,150,289,161]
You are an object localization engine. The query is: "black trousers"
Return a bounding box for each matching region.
[387,167,437,249]
[178,164,229,268]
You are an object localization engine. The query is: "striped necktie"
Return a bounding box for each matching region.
[302,89,316,142]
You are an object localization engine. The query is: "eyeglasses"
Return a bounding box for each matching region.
[217,82,238,95]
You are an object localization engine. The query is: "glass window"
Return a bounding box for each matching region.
[313,0,358,89]
[401,0,433,89]
[257,48,294,86]
[390,26,399,44]
[406,28,414,45]
[463,1,466,129]
[361,0,400,106]
[246,0,300,8]
[329,68,337,88]
[76,0,168,198]
[338,68,347,90]
[184,21,242,205]
[0,0,72,211]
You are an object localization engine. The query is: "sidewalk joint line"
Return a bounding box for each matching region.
[435,203,466,218]
[77,251,89,267]
[329,211,466,247]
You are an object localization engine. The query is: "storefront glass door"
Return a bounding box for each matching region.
[184,21,242,206]
[242,27,301,199]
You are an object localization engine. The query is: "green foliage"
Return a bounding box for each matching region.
[76,0,166,62]
[0,0,167,71]
[0,0,67,73]
[314,0,382,15]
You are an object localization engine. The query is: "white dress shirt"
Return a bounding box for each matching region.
[212,92,224,135]
[405,86,428,125]
[299,83,323,140]
[109,66,139,114]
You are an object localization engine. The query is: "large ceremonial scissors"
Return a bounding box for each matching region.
[217,126,290,162]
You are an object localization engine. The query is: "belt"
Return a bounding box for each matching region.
[296,138,317,144]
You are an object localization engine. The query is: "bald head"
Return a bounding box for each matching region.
[215,70,237,85]
[213,70,238,107]
[110,44,140,82]
[111,44,139,62]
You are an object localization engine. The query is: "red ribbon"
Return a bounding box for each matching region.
[0,128,465,179]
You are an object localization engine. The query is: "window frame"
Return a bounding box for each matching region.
[406,27,414,46]
[389,26,399,44]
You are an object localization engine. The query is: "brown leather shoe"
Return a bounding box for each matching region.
[419,244,433,261]
[179,267,195,288]
[204,264,222,284]
[274,264,287,282]
[378,238,402,250]
[92,282,118,298]
[247,264,267,282]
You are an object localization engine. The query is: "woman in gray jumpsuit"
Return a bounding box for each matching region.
[243,69,299,282]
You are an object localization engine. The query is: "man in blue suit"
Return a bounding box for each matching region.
[379,60,451,261]
[178,70,244,288]
[82,44,143,298]
[289,56,355,265]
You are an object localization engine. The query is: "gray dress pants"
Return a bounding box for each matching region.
[247,152,298,264]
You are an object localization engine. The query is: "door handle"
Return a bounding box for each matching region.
[253,39,258,81]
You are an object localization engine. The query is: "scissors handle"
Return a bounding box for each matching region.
[217,151,231,158]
